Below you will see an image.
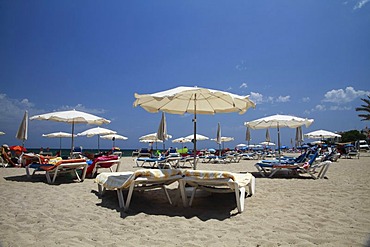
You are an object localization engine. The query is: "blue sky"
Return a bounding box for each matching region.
[1,0,369,150]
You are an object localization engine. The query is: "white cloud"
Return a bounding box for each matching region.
[239,83,248,89]
[302,97,310,103]
[329,106,352,111]
[0,93,35,123]
[315,105,326,111]
[323,86,370,104]
[354,0,370,9]
[235,60,247,71]
[249,92,263,104]
[58,104,106,115]
[276,95,290,103]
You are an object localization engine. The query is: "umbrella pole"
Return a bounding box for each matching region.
[98,135,100,153]
[277,124,281,162]
[70,121,75,158]
[193,94,197,169]
[59,137,62,156]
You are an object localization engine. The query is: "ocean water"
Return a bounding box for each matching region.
[26,148,138,157]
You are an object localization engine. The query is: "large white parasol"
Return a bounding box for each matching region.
[245,114,314,160]
[100,134,128,148]
[77,127,116,152]
[42,131,76,155]
[133,86,255,169]
[304,129,341,139]
[30,109,110,156]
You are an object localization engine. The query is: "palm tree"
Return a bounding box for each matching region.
[356,95,370,121]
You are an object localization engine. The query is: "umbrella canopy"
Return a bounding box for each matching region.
[42,131,76,154]
[183,134,209,141]
[140,132,172,142]
[295,126,304,147]
[100,134,128,148]
[245,114,314,160]
[10,145,27,152]
[245,126,251,146]
[16,110,28,147]
[157,112,168,150]
[304,129,341,139]
[265,128,271,142]
[172,137,191,143]
[30,109,110,156]
[211,136,235,142]
[77,127,116,151]
[212,136,234,151]
[260,141,276,146]
[134,86,255,169]
[0,131,5,135]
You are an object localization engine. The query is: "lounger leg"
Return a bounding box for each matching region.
[117,189,125,209]
[45,171,52,184]
[115,161,121,172]
[81,165,87,181]
[189,186,198,207]
[25,165,31,178]
[318,162,331,179]
[74,169,82,182]
[235,186,245,213]
[178,180,188,207]
[124,183,136,211]
[254,164,266,177]
[52,167,60,183]
[162,185,172,205]
[248,176,256,196]
[269,168,279,178]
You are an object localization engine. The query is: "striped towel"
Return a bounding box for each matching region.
[182,170,253,187]
[95,169,183,190]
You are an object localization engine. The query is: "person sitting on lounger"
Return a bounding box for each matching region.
[1,144,17,167]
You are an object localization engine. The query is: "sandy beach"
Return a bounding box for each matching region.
[1,155,370,247]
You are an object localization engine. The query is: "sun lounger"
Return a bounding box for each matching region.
[135,156,166,167]
[95,169,183,211]
[254,148,331,179]
[86,155,121,178]
[178,170,255,213]
[24,155,88,184]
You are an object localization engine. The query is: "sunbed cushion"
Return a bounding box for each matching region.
[182,169,253,187]
[95,169,183,190]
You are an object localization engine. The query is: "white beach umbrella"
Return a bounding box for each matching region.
[245,114,314,160]
[134,86,255,169]
[42,131,76,155]
[304,129,341,139]
[211,136,234,151]
[77,127,116,152]
[157,112,168,150]
[265,128,271,142]
[260,141,276,146]
[100,134,128,148]
[183,133,209,141]
[140,132,172,142]
[16,110,28,147]
[30,109,110,156]
[172,137,191,143]
[295,126,304,147]
[211,136,235,143]
[236,143,247,148]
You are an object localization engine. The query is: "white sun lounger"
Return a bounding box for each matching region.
[178,170,255,213]
[95,169,183,211]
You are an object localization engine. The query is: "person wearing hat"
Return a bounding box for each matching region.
[1,144,16,167]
